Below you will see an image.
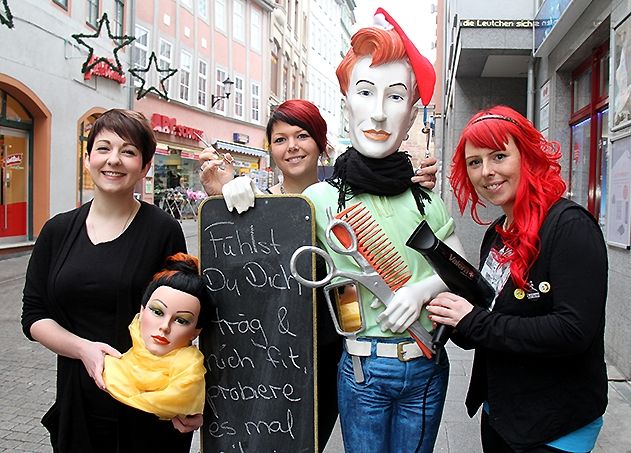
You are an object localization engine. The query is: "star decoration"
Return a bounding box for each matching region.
[129,51,178,101]
[71,12,135,76]
[0,0,15,29]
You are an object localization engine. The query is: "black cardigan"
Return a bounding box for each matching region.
[21,201,187,452]
[453,198,608,452]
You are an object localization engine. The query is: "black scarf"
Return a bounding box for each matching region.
[326,147,431,215]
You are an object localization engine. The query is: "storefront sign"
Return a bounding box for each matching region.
[233,132,250,144]
[460,19,534,28]
[4,153,23,167]
[151,113,204,140]
[83,56,126,84]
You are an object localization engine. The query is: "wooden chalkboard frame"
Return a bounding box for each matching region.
[198,195,318,453]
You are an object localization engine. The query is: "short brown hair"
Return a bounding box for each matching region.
[86,109,156,167]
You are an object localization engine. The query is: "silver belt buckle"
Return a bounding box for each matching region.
[396,340,415,362]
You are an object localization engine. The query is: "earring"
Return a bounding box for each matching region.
[405,134,409,140]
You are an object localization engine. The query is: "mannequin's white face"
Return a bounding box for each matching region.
[346,56,417,159]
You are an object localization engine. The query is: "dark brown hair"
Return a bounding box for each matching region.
[86,109,156,167]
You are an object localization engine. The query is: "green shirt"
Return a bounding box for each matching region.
[303,182,455,337]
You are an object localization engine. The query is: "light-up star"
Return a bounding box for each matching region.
[71,12,135,76]
[128,51,178,101]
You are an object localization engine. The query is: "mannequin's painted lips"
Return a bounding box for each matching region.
[152,335,170,345]
[363,129,390,141]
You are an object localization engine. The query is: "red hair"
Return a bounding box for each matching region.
[266,100,328,154]
[336,27,420,104]
[450,105,566,289]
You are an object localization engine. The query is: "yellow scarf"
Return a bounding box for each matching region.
[103,314,206,420]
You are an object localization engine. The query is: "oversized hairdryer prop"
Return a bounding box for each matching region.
[406,221,494,358]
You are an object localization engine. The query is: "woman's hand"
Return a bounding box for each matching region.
[199,148,235,196]
[426,292,474,327]
[172,413,203,433]
[412,155,438,190]
[78,340,122,391]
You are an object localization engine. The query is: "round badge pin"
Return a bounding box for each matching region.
[514,288,525,300]
[538,281,551,293]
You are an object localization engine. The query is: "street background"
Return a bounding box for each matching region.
[1,219,629,452]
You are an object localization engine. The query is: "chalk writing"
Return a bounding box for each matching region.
[200,197,315,452]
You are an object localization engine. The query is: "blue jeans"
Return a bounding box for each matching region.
[337,338,449,453]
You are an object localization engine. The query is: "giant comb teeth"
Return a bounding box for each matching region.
[332,202,412,291]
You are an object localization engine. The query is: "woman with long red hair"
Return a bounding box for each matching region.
[428,105,608,453]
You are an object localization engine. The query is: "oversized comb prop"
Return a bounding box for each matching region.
[331,202,412,291]
[328,202,433,358]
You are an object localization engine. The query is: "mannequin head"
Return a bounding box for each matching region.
[139,253,213,356]
[336,9,435,159]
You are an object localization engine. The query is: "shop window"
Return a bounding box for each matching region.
[572,68,591,113]
[569,42,609,220]
[4,94,33,124]
[78,114,99,205]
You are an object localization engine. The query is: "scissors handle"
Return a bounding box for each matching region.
[290,246,336,288]
[325,218,358,255]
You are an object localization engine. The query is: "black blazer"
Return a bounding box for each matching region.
[453,198,608,452]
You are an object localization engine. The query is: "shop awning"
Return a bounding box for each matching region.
[212,139,268,157]
[155,142,202,159]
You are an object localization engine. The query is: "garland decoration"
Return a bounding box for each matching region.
[128,51,178,100]
[71,12,135,76]
[0,0,14,29]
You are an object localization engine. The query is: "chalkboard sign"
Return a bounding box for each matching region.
[199,195,317,453]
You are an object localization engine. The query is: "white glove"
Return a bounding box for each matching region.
[373,231,465,333]
[375,274,447,333]
[221,176,258,213]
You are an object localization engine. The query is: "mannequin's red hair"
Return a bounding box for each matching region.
[450,106,566,289]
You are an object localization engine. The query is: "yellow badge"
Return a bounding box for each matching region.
[514,288,525,300]
[539,281,551,293]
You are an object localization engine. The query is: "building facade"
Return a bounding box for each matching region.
[440,0,631,378]
[0,0,132,250]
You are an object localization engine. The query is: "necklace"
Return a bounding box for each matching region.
[91,201,139,244]
[280,183,286,194]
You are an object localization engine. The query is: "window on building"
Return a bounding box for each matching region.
[282,59,289,100]
[181,0,193,8]
[569,43,609,225]
[234,0,245,42]
[215,0,226,32]
[215,68,228,113]
[234,76,244,119]
[294,0,299,39]
[53,0,69,9]
[159,39,174,95]
[132,26,149,86]
[86,0,99,27]
[251,8,262,52]
[113,0,124,36]
[179,51,192,102]
[198,59,208,107]
[271,42,279,96]
[198,0,208,19]
[251,82,260,123]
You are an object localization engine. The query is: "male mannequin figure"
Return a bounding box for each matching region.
[303,8,464,452]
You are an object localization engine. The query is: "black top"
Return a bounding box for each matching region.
[22,201,188,453]
[453,198,608,452]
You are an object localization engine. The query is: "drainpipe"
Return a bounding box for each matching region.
[128,0,136,110]
[526,57,535,122]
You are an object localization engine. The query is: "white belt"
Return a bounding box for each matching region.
[345,338,425,362]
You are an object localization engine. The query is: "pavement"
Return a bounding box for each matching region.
[0,218,629,452]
